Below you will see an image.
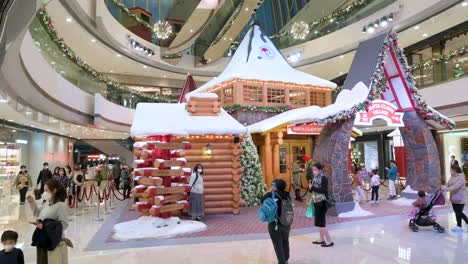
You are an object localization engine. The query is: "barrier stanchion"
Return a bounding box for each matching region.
[104,184,110,215]
[82,187,89,212]
[109,183,116,210]
[94,185,104,222]
[73,185,81,216]
[89,182,96,208]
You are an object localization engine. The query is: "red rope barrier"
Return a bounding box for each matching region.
[111,187,126,201]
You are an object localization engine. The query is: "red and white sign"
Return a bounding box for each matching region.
[355,100,404,127]
[287,123,324,135]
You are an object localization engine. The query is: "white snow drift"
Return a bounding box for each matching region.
[338,202,374,218]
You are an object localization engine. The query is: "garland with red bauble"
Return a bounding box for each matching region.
[36,8,177,103]
[312,32,455,129]
[224,104,291,114]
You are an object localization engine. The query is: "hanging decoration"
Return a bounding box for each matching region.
[453,63,465,78]
[411,44,468,71]
[307,32,455,129]
[290,21,310,40]
[37,7,177,103]
[153,20,173,40]
[224,104,291,114]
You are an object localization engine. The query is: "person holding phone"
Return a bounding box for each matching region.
[27,179,69,264]
[189,164,205,221]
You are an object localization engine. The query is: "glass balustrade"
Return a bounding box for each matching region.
[28,16,178,108]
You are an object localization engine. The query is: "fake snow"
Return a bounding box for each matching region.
[338,202,374,218]
[402,185,418,194]
[112,217,207,241]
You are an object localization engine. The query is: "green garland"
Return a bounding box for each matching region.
[110,0,154,32]
[37,7,177,103]
[311,32,455,130]
[209,1,244,48]
[224,104,291,114]
[411,44,468,71]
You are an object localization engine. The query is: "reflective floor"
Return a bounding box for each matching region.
[1,190,468,264]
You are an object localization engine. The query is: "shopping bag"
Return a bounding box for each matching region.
[306,202,315,218]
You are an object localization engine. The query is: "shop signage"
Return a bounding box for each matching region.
[355,100,404,127]
[287,123,324,135]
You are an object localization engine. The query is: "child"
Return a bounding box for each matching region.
[409,191,427,219]
[0,230,24,264]
[370,169,380,203]
[353,168,366,202]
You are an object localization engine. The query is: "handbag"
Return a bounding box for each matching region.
[306,202,315,218]
[187,173,199,196]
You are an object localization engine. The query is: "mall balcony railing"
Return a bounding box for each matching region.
[411,57,468,89]
[29,16,178,109]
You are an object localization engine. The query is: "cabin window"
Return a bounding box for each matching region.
[243,86,262,102]
[267,88,285,104]
[223,87,234,104]
[310,91,326,106]
[289,90,306,106]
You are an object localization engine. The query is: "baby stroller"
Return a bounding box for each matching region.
[408,190,445,233]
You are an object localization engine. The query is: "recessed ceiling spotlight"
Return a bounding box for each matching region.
[462,1,468,7]
[413,25,420,30]
[116,54,122,58]
[422,33,428,37]
[91,39,96,43]
[245,7,249,11]
[25,111,32,115]
[380,18,388,27]
[143,65,147,69]
[189,29,193,33]
[339,71,344,75]
[109,70,113,73]
[163,75,167,78]
[51,61,55,65]
[66,17,72,23]
[339,55,344,59]
[367,25,375,33]
[12,129,16,132]
[7,119,13,122]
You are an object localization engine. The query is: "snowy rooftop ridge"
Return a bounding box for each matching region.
[186,25,336,98]
[247,82,369,133]
[131,103,247,137]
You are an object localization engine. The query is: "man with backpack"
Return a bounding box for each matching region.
[260,179,293,264]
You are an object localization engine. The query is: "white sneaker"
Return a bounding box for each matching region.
[451,226,463,232]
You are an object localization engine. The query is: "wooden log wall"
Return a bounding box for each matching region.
[173,139,243,215]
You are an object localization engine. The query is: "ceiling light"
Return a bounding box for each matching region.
[116,54,122,57]
[66,17,72,23]
[12,129,16,132]
[339,71,344,75]
[245,7,249,11]
[422,33,428,37]
[373,21,379,28]
[462,1,468,7]
[0,98,8,103]
[388,13,393,21]
[143,65,147,69]
[314,30,319,34]
[25,111,32,115]
[51,61,55,65]
[380,18,388,27]
[413,25,420,30]
[339,55,344,59]
[109,70,113,73]
[367,25,375,33]
[91,39,96,43]
[7,119,13,122]
[189,29,193,33]
[163,75,167,78]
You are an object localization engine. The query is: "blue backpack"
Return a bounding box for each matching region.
[258,192,278,224]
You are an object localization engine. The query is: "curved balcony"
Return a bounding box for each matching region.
[28,15,177,109]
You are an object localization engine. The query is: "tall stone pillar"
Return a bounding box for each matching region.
[400,111,442,191]
[313,119,354,214]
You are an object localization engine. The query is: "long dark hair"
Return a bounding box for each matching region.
[66,165,72,175]
[451,164,462,174]
[193,164,204,175]
[58,167,67,177]
[46,179,67,203]
[53,167,60,176]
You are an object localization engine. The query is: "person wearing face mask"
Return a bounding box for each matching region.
[27,179,69,264]
[15,166,33,205]
[189,164,205,221]
[0,230,24,264]
[53,168,71,193]
[37,162,52,195]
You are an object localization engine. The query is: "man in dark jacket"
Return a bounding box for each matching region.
[37,162,52,195]
[112,162,122,190]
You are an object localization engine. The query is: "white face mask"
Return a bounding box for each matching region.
[197,168,203,173]
[3,245,15,252]
[42,191,51,201]
[44,166,48,170]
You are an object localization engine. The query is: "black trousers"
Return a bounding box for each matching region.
[114,178,121,190]
[371,186,379,201]
[19,187,28,203]
[268,223,290,264]
[452,203,468,227]
[123,184,131,199]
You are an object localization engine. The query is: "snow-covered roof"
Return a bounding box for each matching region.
[247,82,369,133]
[131,103,247,137]
[291,82,369,124]
[187,25,336,98]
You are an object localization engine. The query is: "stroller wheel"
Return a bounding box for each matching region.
[410,225,419,232]
[437,227,445,233]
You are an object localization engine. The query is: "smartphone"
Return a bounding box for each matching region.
[271,181,276,191]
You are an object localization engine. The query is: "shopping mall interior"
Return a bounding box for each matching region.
[0,0,467,263]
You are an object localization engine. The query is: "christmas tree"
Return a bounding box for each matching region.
[240,133,267,206]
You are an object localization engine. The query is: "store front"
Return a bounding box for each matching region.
[440,129,468,183]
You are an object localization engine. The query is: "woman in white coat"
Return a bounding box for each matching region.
[189,164,204,221]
